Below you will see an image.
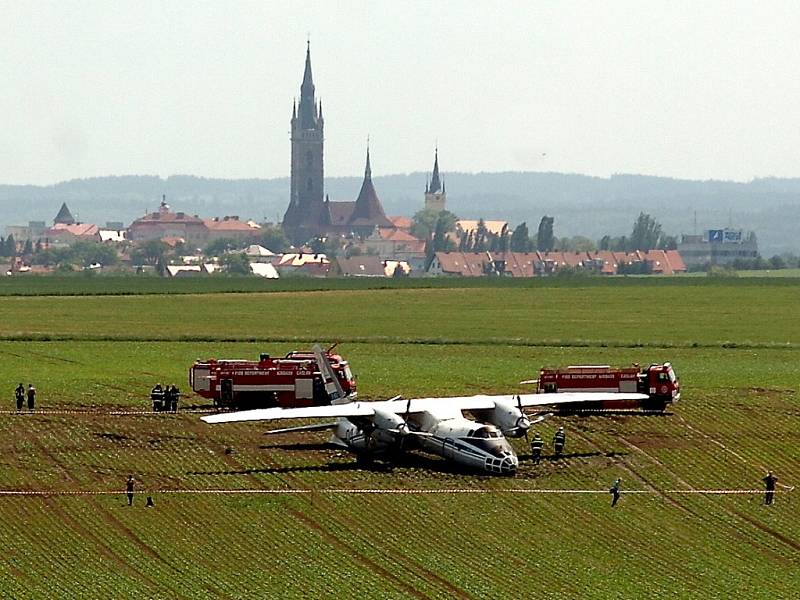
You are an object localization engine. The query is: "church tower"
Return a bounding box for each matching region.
[424,148,446,212]
[283,42,325,238]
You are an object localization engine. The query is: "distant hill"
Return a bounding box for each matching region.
[2,172,800,255]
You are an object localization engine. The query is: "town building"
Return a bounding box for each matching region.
[203,216,261,243]
[429,249,687,277]
[677,228,758,267]
[128,197,207,246]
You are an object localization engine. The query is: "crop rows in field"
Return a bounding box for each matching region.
[0,280,797,596]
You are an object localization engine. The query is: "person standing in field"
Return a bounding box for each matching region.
[763,471,778,505]
[26,384,36,411]
[126,475,135,506]
[169,385,180,412]
[14,383,25,411]
[610,477,622,507]
[553,427,566,457]
[530,433,544,465]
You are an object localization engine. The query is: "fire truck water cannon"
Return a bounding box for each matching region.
[190,344,357,409]
[535,362,680,412]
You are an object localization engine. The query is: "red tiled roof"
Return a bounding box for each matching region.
[132,209,203,225]
[665,250,687,272]
[204,218,260,232]
[389,216,413,230]
[377,228,422,242]
[45,223,99,237]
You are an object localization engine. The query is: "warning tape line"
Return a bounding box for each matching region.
[0,410,216,416]
[0,488,791,497]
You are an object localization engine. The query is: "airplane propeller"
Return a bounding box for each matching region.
[515,394,531,443]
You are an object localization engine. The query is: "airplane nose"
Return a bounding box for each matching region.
[501,455,518,475]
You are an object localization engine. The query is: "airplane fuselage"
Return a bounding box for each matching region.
[333,415,519,475]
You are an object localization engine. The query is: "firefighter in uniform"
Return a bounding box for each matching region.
[26,384,36,411]
[763,471,778,505]
[169,385,180,412]
[14,383,25,411]
[151,384,164,411]
[610,477,622,507]
[553,427,566,457]
[530,433,544,465]
[163,385,174,412]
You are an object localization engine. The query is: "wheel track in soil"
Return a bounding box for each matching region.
[29,420,225,598]
[617,433,800,559]
[222,446,471,597]
[26,436,166,594]
[191,416,476,600]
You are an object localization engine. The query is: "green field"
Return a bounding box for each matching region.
[0,279,798,598]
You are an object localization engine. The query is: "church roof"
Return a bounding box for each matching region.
[54,202,75,225]
[348,149,393,228]
[327,201,356,225]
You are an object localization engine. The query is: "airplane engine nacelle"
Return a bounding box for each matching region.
[369,409,407,447]
[483,401,530,438]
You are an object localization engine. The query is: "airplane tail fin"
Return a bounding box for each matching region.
[313,343,349,404]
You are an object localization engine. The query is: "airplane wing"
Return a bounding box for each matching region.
[382,395,497,414]
[382,393,648,413]
[201,402,376,424]
[202,392,651,426]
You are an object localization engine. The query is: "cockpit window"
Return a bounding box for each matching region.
[472,427,501,439]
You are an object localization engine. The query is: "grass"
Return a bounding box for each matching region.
[0,279,798,597]
[1,281,799,348]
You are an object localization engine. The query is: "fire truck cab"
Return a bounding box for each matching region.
[537,362,680,411]
[190,349,356,409]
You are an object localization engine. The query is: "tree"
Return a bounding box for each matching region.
[424,214,456,269]
[70,241,119,267]
[411,208,458,240]
[5,234,16,257]
[131,240,168,266]
[219,252,252,275]
[629,212,662,251]
[204,238,240,257]
[769,255,786,270]
[510,222,533,252]
[658,235,678,251]
[259,226,290,253]
[557,236,597,252]
[536,216,554,252]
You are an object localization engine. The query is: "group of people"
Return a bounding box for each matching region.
[13,383,36,411]
[529,426,567,465]
[150,383,180,412]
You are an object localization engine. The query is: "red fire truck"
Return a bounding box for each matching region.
[190,346,356,409]
[537,362,680,411]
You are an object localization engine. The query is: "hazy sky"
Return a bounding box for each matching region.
[3,1,800,185]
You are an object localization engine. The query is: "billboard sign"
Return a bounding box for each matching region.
[708,229,723,243]
[723,229,742,243]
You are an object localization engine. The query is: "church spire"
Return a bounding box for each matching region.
[429,146,442,193]
[302,39,313,89]
[364,143,372,180]
[298,41,317,128]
